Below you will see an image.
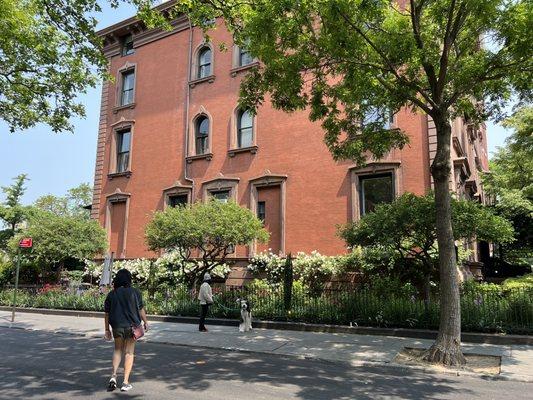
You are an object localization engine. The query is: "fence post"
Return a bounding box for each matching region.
[283,253,293,314]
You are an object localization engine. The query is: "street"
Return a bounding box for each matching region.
[0,327,531,400]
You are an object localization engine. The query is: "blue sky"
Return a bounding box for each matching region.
[0,3,513,205]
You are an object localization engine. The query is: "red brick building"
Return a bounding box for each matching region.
[91,9,490,266]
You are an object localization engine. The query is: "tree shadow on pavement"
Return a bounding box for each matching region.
[0,327,479,399]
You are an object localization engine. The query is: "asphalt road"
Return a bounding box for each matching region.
[0,327,531,400]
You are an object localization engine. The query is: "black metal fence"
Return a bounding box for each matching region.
[1,284,532,334]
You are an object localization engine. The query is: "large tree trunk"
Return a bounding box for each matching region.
[424,116,466,366]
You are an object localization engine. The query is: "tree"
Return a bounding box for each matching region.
[0,174,29,249]
[34,183,93,219]
[483,106,533,264]
[141,0,532,365]
[0,0,110,132]
[340,193,515,304]
[145,200,269,287]
[9,208,107,273]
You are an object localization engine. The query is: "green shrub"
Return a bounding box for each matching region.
[502,273,533,290]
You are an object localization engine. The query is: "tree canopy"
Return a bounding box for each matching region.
[340,193,514,281]
[145,200,269,285]
[0,0,110,132]
[9,208,107,266]
[0,174,29,248]
[34,183,93,219]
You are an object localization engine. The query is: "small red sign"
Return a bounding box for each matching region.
[19,238,33,248]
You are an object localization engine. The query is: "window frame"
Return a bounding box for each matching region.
[195,115,210,155]
[197,46,212,79]
[209,189,231,203]
[121,34,134,56]
[239,45,254,67]
[358,172,395,216]
[168,194,189,208]
[115,129,132,174]
[120,69,135,106]
[237,109,254,148]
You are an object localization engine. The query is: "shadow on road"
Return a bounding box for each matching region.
[0,327,475,399]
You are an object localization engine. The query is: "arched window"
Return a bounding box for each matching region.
[237,109,253,148]
[195,116,209,155]
[197,47,212,78]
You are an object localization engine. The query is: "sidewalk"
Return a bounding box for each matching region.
[1,310,531,382]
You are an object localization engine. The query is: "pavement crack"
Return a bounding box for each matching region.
[272,341,289,351]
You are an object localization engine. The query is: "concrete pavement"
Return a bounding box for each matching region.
[1,310,532,382]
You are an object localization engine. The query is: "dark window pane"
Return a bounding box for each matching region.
[238,110,253,148]
[116,130,131,173]
[211,190,230,203]
[257,201,266,223]
[198,48,212,78]
[168,194,188,208]
[122,34,134,56]
[359,173,394,215]
[121,71,135,105]
[195,116,209,155]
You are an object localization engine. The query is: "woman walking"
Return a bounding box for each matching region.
[104,268,149,392]
[198,272,214,332]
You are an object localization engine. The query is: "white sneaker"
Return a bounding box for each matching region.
[121,383,133,392]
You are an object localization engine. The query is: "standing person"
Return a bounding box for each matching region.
[198,272,214,332]
[104,269,149,392]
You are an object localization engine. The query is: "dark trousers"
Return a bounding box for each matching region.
[199,304,209,331]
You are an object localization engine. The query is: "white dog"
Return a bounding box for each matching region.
[237,298,252,332]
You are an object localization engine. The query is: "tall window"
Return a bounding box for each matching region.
[211,190,230,203]
[237,109,253,148]
[121,70,135,105]
[197,47,212,78]
[239,45,253,67]
[168,194,188,208]
[359,173,394,215]
[116,130,131,173]
[195,116,209,155]
[121,34,134,56]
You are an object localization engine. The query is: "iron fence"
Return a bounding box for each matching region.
[1,284,531,334]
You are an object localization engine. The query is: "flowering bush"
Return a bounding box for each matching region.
[83,249,231,287]
[247,250,286,286]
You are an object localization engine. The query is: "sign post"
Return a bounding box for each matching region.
[12,238,32,322]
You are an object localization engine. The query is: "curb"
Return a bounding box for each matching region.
[2,306,531,345]
[1,322,531,384]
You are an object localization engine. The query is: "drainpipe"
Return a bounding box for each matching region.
[184,16,194,200]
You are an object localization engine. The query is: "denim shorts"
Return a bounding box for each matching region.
[112,326,133,339]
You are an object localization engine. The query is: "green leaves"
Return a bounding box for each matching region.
[145,200,269,253]
[340,192,514,263]
[0,0,107,132]
[9,208,107,264]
